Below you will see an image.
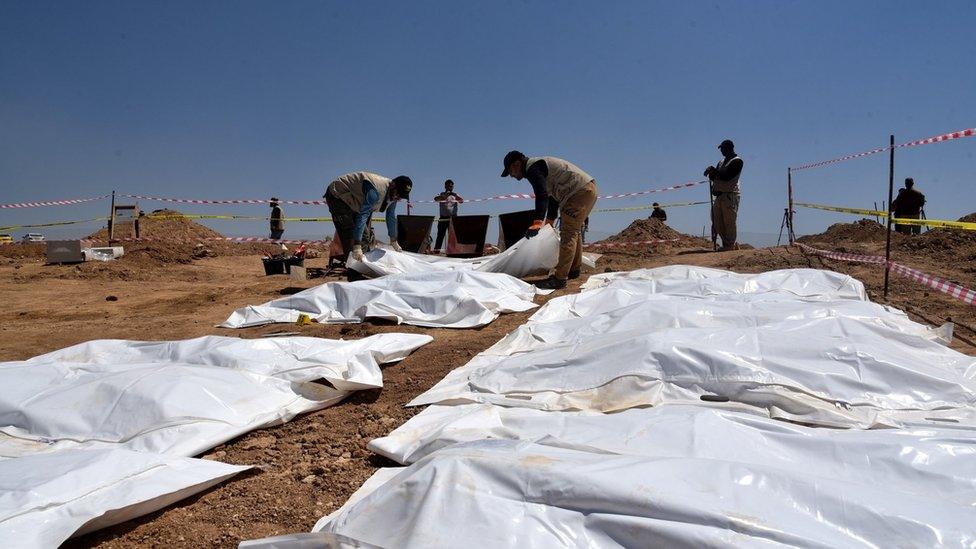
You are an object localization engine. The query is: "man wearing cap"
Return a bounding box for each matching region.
[323,172,412,262]
[269,197,285,240]
[704,139,744,251]
[501,151,599,290]
[650,202,667,222]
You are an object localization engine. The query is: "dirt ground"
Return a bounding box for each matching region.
[1,218,974,548]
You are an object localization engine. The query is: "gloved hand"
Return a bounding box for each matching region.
[711,189,721,197]
[351,244,364,261]
[543,218,555,226]
[703,166,715,177]
[525,220,543,239]
[391,241,403,252]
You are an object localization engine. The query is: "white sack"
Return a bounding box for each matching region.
[577,265,867,299]
[0,334,430,458]
[370,405,976,490]
[220,271,542,329]
[412,315,976,427]
[0,449,248,548]
[315,439,976,548]
[347,225,560,279]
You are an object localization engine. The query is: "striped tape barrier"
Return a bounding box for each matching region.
[583,238,678,249]
[0,195,110,209]
[794,202,887,217]
[897,128,975,149]
[0,217,109,232]
[791,127,975,172]
[795,203,976,231]
[891,217,976,231]
[794,242,975,305]
[591,201,709,214]
[125,180,708,208]
[95,236,330,246]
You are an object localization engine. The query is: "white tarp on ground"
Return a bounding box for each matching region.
[0,448,249,549]
[309,436,976,548]
[411,266,976,428]
[0,334,431,458]
[220,271,544,329]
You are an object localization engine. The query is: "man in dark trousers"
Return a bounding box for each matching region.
[892,177,926,235]
[432,179,464,253]
[501,150,598,290]
[650,202,667,222]
[323,172,412,262]
[269,197,284,240]
[704,139,744,251]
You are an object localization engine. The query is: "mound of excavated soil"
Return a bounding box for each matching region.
[1,210,322,275]
[797,219,893,246]
[899,212,976,263]
[594,217,712,258]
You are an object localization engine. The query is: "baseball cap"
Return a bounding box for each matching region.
[718,139,734,149]
[501,150,525,177]
[392,175,412,200]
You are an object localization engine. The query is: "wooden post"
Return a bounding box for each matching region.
[883,135,895,299]
[108,190,117,242]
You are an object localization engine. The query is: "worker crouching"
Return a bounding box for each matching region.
[323,172,412,263]
[501,150,598,290]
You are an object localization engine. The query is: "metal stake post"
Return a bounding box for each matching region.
[787,167,795,243]
[108,190,117,242]
[883,135,895,299]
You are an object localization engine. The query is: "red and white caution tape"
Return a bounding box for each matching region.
[95,236,329,246]
[0,195,110,209]
[897,128,975,149]
[791,126,975,172]
[584,238,678,249]
[123,195,327,206]
[125,180,707,207]
[888,262,976,305]
[794,242,886,264]
[795,242,975,305]
[791,146,890,172]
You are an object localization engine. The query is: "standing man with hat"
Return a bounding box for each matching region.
[269,197,285,240]
[323,172,412,262]
[704,139,744,251]
[501,151,598,290]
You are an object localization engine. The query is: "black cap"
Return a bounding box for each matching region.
[392,175,412,200]
[718,139,734,149]
[652,202,660,207]
[270,197,280,204]
[501,150,525,177]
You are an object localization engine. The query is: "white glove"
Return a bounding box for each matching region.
[391,241,403,252]
[350,244,364,261]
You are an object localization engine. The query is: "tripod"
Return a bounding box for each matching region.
[777,208,795,246]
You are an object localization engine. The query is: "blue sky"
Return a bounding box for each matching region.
[1,0,974,244]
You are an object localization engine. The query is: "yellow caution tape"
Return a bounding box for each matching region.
[0,217,109,232]
[892,217,976,231]
[794,202,887,217]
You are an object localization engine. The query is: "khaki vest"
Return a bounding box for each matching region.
[327,172,392,212]
[711,156,742,193]
[525,156,594,205]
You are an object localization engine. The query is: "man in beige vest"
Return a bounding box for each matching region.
[704,139,743,251]
[323,172,412,262]
[501,150,598,290]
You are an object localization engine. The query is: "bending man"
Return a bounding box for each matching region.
[501,150,598,290]
[323,172,412,262]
